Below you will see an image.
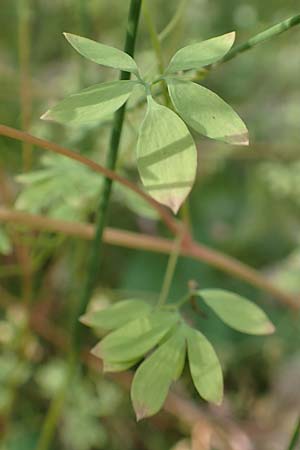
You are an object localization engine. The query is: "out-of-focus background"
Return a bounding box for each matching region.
[0,1,300,449]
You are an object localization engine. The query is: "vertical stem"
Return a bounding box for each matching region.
[142,0,170,106]
[287,416,300,450]
[157,228,184,307]
[17,0,33,306]
[71,0,143,353]
[35,2,142,449]
[18,0,32,171]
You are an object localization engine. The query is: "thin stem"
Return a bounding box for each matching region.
[18,0,32,171]
[0,130,299,310]
[157,228,184,307]
[221,13,300,64]
[143,0,170,106]
[35,357,76,450]
[143,1,164,74]
[72,0,142,352]
[35,2,143,449]
[287,416,300,450]
[0,124,178,235]
[158,0,188,42]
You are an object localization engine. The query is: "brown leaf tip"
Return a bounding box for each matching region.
[134,402,149,422]
[40,110,51,121]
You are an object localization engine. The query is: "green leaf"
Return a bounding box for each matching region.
[137,96,197,214]
[41,80,138,125]
[80,299,152,331]
[168,78,249,146]
[197,289,275,335]
[186,326,223,405]
[64,33,139,74]
[102,359,140,373]
[131,327,186,420]
[92,311,179,363]
[165,32,235,74]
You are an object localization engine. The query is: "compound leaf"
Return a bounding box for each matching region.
[165,32,235,74]
[137,96,197,214]
[64,33,139,74]
[41,80,137,125]
[186,326,223,405]
[168,78,249,146]
[197,289,275,335]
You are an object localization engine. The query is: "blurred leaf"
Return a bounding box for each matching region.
[103,358,140,373]
[165,32,235,73]
[0,226,12,255]
[35,359,67,397]
[168,78,249,145]
[64,33,139,74]
[81,299,152,331]
[197,289,275,335]
[41,80,138,125]
[137,96,197,213]
[16,155,101,220]
[114,183,160,220]
[92,311,179,363]
[62,380,108,450]
[186,326,223,404]
[131,326,186,420]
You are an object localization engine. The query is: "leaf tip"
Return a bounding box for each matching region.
[90,342,103,359]
[40,110,51,121]
[134,403,149,422]
[227,131,249,146]
[226,31,236,43]
[164,195,187,215]
[265,322,276,335]
[79,314,89,326]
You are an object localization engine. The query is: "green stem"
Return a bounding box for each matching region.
[143,0,164,74]
[158,0,188,42]
[35,2,142,449]
[287,416,300,450]
[143,0,170,106]
[35,356,76,450]
[72,0,142,356]
[221,13,300,63]
[157,229,184,307]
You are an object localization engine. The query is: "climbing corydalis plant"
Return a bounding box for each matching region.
[42,31,249,213]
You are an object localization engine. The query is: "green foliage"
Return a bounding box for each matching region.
[186,326,223,404]
[167,78,249,145]
[131,326,186,420]
[63,33,139,74]
[136,96,197,213]
[80,299,152,331]
[15,155,101,220]
[86,288,274,419]
[42,31,249,213]
[165,31,235,73]
[42,81,139,125]
[92,311,179,365]
[197,289,275,335]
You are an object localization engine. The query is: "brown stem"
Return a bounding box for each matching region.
[0,124,179,235]
[0,207,298,310]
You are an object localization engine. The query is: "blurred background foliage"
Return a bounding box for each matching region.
[0,0,300,449]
